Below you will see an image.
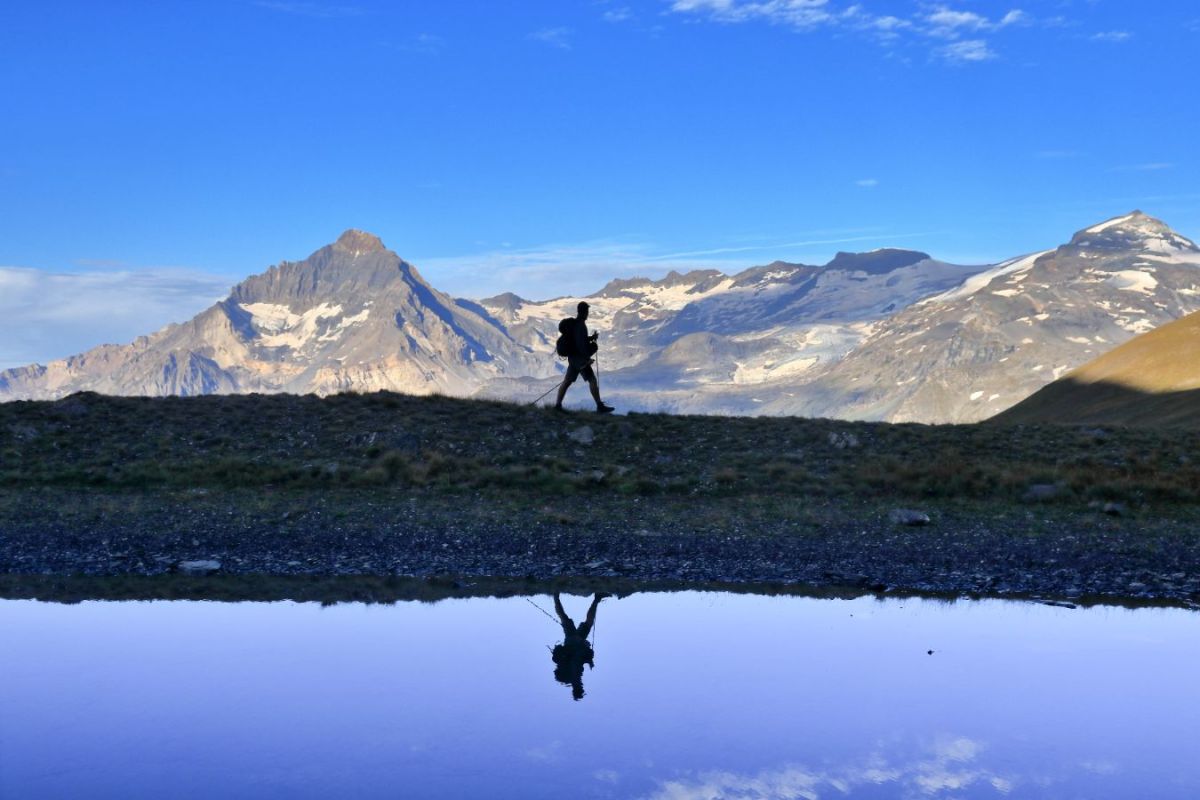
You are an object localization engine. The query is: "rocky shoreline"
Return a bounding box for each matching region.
[2,488,1197,608]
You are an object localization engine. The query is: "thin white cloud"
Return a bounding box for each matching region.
[0,266,233,370]
[856,178,880,188]
[670,0,839,30]
[925,7,992,37]
[669,1,1027,61]
[1091,30,1132,42]
[643,737,1019,800]
[529,27,573,49]
[603,7,634,23]
[938,38,996,63]
[1112,162,1174,172]
[925,6,1027,38]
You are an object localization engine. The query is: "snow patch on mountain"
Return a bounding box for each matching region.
[1085,213,1138,234]
[920,250,1049,306]
[242,302,372,349]
[1105,270,1158,294]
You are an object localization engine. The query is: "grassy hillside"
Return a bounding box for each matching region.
[4,390,1200,506]
[995,309,1200,427]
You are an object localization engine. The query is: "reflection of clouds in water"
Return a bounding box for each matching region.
[1079,760,1118,776]
[640,737,1041,798]
[524,740,563,763]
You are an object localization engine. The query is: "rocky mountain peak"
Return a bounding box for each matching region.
[824,249,931,274]
[333,229,387,255]
[1069,211,1199,253]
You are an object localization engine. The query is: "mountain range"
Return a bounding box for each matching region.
[3,212,1198,424]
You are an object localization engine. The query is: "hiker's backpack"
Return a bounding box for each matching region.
[555,318,576,358]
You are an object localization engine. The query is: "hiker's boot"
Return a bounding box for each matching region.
[596,403,615,414]
[553,404,567,413]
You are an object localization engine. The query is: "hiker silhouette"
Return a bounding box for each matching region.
[555,301,614,414]
[551,592,608,701]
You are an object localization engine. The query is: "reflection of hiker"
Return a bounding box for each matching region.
[551,592,608,701]
[555,301,614,414]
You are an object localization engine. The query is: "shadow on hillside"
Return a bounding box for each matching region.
[991,379,1200,429]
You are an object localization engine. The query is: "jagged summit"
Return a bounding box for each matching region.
[1070,211,1199,253]
[333,229,387,254]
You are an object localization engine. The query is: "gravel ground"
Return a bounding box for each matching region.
[2,487,1197,607]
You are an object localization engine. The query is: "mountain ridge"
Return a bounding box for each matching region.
[4,213,1199,424]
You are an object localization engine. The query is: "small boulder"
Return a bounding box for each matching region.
[828,431,860,449]
[568,426,595,445]
[1102,502,1127,517]
[889,508,931,526]
[1022,484,1060,503]
[177,560,222,576]
[389,432,421,454]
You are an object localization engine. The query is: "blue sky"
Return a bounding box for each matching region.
[1,1,1198,366]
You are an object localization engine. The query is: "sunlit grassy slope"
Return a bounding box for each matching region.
[995,310,1200,428]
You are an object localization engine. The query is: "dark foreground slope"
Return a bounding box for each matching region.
[2,392,1199,604]
[994,380,1200,429]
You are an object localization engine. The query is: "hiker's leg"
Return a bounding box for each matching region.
[552,593,576,637]
[577,594,602,639]
[587,376,603,405]
[556,366,579,407]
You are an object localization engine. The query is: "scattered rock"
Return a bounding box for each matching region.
[1022,484,1060,503]
[828,431,860,449]
[889,509,931,526]
[568,426,594,445]
[389,432,422,454]
[7,423,39,441]
[1103,502,1127,517]
[177,559,221,576]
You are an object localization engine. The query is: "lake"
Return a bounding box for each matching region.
[2,591,1197,799]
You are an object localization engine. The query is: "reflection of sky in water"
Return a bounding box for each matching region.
[1,593,1198,799]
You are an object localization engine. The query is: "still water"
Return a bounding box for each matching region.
[2,592,1198,799]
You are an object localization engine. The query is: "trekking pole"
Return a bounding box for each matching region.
[529,376,566,407]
